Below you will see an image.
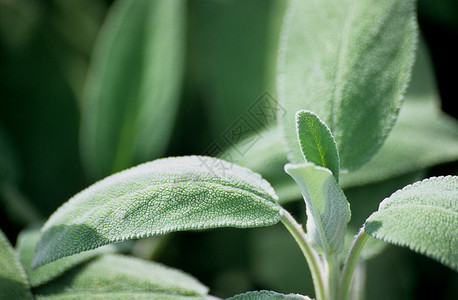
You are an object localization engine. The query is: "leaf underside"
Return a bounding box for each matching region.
[285,163,350,254]
[33,156,280,267]
[365,176,458,271]
[278,0,417,171]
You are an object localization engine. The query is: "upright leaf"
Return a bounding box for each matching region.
[0,229,33,300]
[17,227,116,287]
[296,110,340,181]
[227,290,310,300]
[278,0,417,171]
[365,176,458,271]
[33,156,281,267]
[284,163,350,255]
[33,254,208,299]
[80,0,185,179]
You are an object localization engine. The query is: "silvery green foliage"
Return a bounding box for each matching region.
[80,0,185,179]
[296,110,340,181]
[227,290,310,300]
[33,254,209,299]
[17,227,116,287]
[0,229,33,299]
[33,156,281,267]
[365,176,458,271]
[285,163,350,255]
[278,0,417,171]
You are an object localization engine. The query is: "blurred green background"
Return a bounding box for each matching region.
[1,0,457,299]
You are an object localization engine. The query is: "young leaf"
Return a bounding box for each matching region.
[227,290,310,300]
[33,254,208,299]
[296,110,340,181]
[278,0,417,171]
[33,156,281,267]
[0,228,33,300]
[284,163,350,255]
[80,0,185,179]
[365,176,458,271]
[17,227,116,287]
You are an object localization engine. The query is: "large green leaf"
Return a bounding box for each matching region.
[278,0,417,171]
[284,163,350,254]
[33,254,208,299]
[80,0,185,179]
[33,156,281,267]
[17,227,116,287]
[296,110,340,181]
[0,228,33,299]
[227,290,309,300]
[365,176,458,271]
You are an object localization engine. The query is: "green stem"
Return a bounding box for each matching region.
[280,208,326,300]
[339,229,369,300]
[326,255,340,300]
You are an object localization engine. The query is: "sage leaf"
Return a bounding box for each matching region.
[80,0,185,179]
[33,254,208,299]
[33,156,280,267]
[17,227,115,287]
[278,0,417,171]
[365,176,458,271]
[296,110,340,181]
[0,228,33,300]
[285,163,350,255]
[227,290,310,300]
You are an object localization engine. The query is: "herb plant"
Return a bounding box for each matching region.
[1,0,457,299]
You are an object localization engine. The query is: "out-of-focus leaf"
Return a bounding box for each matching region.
[0,228,33,300]
[365,176,458,271]
[33,254,209,299]
[249,225,313,296]
[296,110,340,181]
[220,126,298,204]
[80,0,185,179]
[0,123,19,183]
[17,227,116,287]
[278,0,417,171]
[33,156,281,267]
[186,0,286,139]
[226,290,310,300]
[285,163,350,254]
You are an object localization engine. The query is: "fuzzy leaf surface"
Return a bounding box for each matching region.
[227,290,310,300]
[0,228,33,299]
[296,110,340,181]
[80,0,185,179]
[278,0,417,171]
[365,176,458,271]
[33,156,280,267]
[33,254,208,299]
[17,227,116,287]
[285,163,350,254]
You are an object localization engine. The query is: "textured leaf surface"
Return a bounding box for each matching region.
[340,41,458,187]
[278,0,417,171]
[365,176,458,271]
[227,290,310,300]
[80,0,185,179]
[0,228,33,299]
[296,110,340,181]
[285,163,350,254]
[33,254,208,299]
[33,156,280,267]
[17,227,115,287]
